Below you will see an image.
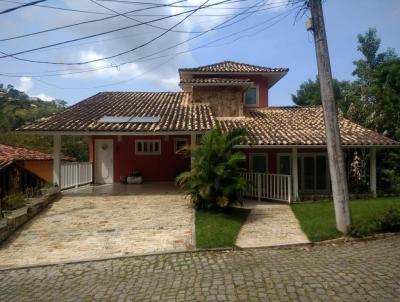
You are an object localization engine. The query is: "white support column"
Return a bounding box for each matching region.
[53,135,61,187]
[370,147,377,198]
[291,147,299,201]
[190,133,196,169]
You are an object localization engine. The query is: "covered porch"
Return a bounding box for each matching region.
[52,134,381,203]
[238,145,380,203]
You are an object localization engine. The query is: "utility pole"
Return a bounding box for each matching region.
[308,0,352,233]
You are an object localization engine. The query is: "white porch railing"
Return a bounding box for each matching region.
[60,162,93,190]
[241,172,292,203]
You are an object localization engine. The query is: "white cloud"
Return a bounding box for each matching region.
[16,76,34,93]
[15,76,55,101]
[33,93,54,102]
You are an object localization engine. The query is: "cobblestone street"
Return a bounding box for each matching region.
[0,236,399,301]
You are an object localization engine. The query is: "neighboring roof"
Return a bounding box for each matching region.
[0,144,54,162]
[0,144,75,171]
[19,92,215,133]
[217,106,399,146]
[179,61,289,73]
[180,77,252,84]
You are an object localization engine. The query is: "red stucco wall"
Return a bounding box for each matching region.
[91,135,191,182]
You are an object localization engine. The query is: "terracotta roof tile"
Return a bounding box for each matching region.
[20,92,216,133]
[0,144,53,162]
[179,61,288,73]
[180,78,252,84]
[217,106,399,146]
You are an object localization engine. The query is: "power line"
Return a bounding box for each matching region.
[0,0,190,42]
[21,6,297,90]
[0,0,289,17]
[0,0,46,14]
[0,0,262,64]
[0,1,297,78]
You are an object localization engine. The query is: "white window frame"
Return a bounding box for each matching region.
[174,138,189,154]
[277,153,292,175]
[249,153,268,173]
[135,139,161,155]
[244,85,259,107]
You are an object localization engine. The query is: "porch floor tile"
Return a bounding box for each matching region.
[236,201,310,248]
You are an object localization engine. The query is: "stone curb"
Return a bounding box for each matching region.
[1,233,398,272]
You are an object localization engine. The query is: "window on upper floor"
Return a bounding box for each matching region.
[244,85,259,107]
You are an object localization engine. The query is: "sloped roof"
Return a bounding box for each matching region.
[180,77,252,84]
[217,106,399,146]
[19,92,215,132]
[0,144,55,162]
[179,61,289,73]
[0,144,64,171]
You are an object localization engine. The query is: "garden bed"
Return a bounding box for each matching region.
[291,197,400,242]
[195,207,251,249]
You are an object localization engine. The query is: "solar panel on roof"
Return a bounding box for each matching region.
[99,116,131,123]
[98,116,160,123]
[129,116,160,123]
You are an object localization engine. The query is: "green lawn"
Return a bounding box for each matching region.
[291,197,400,242]
[195,207,251,249]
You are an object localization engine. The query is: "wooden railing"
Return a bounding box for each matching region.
[60,162,92,190]
[241,172,292,203]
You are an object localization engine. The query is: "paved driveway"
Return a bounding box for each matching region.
[236,201,310,248]
[0,183,193,269]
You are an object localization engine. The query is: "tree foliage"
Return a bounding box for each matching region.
[176,128,247,210]
[292,28,400,193]
[0,84,89,161]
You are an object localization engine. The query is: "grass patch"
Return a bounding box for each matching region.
[292,197,400,242]
[196,207,251,249]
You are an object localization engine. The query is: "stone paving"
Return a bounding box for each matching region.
[0,236,399,301]
[0,183,193,268]
[236,201,310,248]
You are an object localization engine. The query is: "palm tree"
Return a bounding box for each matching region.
[176,128,247,210]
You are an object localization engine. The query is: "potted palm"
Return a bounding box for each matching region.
[2,193,28,219]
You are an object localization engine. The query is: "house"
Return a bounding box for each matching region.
[19,61,399,201]
[0,143,72,199]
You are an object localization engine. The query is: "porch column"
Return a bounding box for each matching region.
[190,133,196,169]
[291,147,299,201]
[370,147,377,198]
[53,134,61,187]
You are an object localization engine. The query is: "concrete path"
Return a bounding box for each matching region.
[0,183,193,269]
[236,201,310,248]
[1,235,399,301]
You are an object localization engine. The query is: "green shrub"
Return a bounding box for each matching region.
[177,128,247,210]
[3,193,26,210]
[348,223,374,238]
[374,207,400,232]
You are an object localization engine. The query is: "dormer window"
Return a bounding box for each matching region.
[244,85,259,107]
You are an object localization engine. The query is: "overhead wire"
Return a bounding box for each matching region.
[0,0,262,64]
[0,1,299,79]
[0,0,46,14]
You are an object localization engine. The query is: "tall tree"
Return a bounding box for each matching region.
[353,28,397,86]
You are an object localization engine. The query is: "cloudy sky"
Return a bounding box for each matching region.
[0,0,399,106]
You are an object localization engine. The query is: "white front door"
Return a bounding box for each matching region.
[95,139,114,184]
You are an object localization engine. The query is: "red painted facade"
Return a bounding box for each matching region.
[91,135,190,182]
